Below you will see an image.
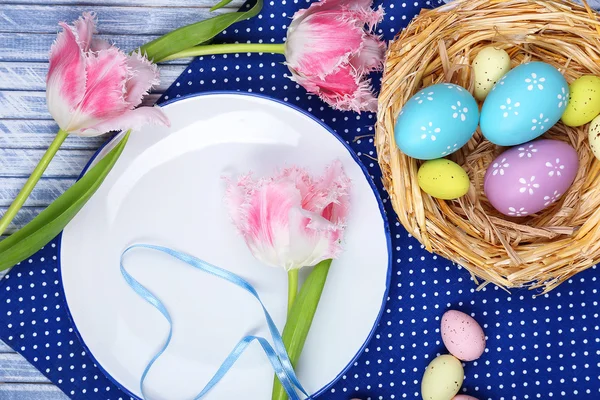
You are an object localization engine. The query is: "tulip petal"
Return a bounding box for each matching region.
[350,34,386,74]
[78,47,130,123]
[125,52,160,107]
[46,22,87,131]
[78,106,169,136]
[74,12,97,52]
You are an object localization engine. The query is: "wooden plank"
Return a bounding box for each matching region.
[0,353,50,383]
[0,120,110,150]
[0,340,14,353]
[0,148,94,177]
[0,384,68,400]
[0,0,243,7]
[0,90,161,119]
[0,207,45,233]
[0,178,76,207]
[0,33,193,62]
[0,62,185,92]
[0,5,236,35]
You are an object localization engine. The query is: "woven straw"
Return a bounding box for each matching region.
[375,0,600,292]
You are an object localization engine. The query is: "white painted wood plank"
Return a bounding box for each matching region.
[0,384,68,400]
[1,0,242,7]
[0,62,185,92]
[0,33,192,63]
[0,178,76,207]
[0,120,109,150]
[0,5,237,35]
[0,353,50,383]
[0,207,45,233]
[0,90,161,119]
[0,148,94,177]
[0,340,14,353]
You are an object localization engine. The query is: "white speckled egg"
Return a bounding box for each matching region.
[441,310,486,361]
[480,62,569,146]
[421,355,464,400]
[472,46,511,101]
[484,139,578,217]
[588,114,600,161]
[395,83,479,160]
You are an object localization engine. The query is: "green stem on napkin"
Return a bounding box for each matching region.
[272,259,333,400]
[287,269,299,314]
[0,129,68,237]
[162,43,286,61]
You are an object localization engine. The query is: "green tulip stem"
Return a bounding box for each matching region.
[287,269,299,314]
[161,43,286,61]
[0,129,69,237]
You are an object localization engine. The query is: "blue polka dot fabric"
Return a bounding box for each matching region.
[2,1,600,399]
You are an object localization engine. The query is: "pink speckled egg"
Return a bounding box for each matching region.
[453,396,479,400]
[484,139,578,217]
[441,310,486,361]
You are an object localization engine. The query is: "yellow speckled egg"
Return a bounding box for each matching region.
[418,159,470,200]
[588,114,600,161]
[421,354,464,400]
[472,46,511,101]
[562,75,600,127]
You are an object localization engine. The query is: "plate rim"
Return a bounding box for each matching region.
[57,91,393,399]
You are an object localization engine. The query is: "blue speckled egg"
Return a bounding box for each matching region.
[394,83,479,160]
[480,62,569,146]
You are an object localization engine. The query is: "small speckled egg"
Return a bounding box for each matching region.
[562,75,600,127]
[472,46,511,101]
[484,139,578,217]
[588,114,600,161]
[395,83,479,160]
[480,62,569,146]
[452,396,479,400]
[421,354,464,400]
[418,159,470,200]
[441,310,486,361]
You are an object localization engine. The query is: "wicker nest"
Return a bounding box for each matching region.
[376,0,600,292]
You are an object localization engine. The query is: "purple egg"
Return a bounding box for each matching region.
[484,139,578,216]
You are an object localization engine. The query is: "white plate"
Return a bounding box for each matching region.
[60,93,391,399]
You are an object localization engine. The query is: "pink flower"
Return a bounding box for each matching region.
[284,0,386,113]
[46,12,169,136]
[225,161,351,271]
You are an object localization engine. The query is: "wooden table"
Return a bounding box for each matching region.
[0,0,243,398]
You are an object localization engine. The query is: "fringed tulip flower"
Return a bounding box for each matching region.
[225,160,351,272]
[47,12,169,136]
[162,0,386,112]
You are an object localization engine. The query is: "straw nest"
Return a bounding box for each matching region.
[375,0,600,292]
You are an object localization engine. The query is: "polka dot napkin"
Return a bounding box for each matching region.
[2,1,600,399]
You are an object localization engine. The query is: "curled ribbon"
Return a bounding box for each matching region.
[120,244,311,400]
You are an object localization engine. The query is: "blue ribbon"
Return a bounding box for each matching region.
[120,243,311,400]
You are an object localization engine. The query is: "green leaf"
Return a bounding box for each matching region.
[271,259,333,400]
[0,132,130,271]
[210,0,235,12]
[139,0,263,63]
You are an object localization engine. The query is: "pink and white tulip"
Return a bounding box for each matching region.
[284,0,386,113]
[46,12,169,136]
[225,161,351,271]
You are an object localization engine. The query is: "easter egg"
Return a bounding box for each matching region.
[484,139,578,217]
[453,396,479,400]
[472,46,511,101]
[480,62,569,146]
[441,310,486,361]
[395,83,479,160]
[421,355,464,400]
[561,75,600,127]
[418,159,470,200]
[588,114,600,161]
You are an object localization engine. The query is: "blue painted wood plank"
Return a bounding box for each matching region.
[0,178,76,207]
[0,206,49,233]
[0,62,185,92]
[0,90,161,119]
[0,120,109,150]
[0,340,14,353]
[1,0,241,6]
[0,353,51,383]
[0,5,237,35]
[0,148,95,177]
[0,384,68,400]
